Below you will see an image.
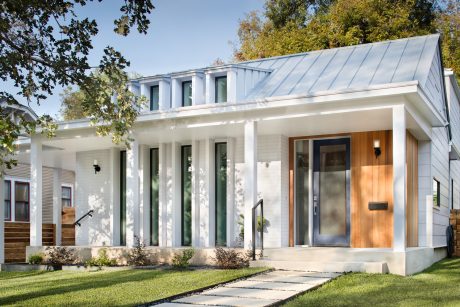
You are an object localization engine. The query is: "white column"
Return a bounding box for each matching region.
[227,70,237,103]
[109,148,120,246]
[205,74,215,104]
[206,139,216,247]
[126,138,140,247]
[159,80,171,110]
[192,74,205,106]
[393,105,407,252]
[171,79,181,108]
[158,143,168,247]
[30,135,43,246]
[52,169,62,246]
[139,145,150,245]
[171,142,182,246]
[191,140,200,247]
[226,138,236,247]
[244,121,258,249]
[0,177,4,264]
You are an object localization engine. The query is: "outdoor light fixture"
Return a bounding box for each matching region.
[373,139,381,158]
[93,159,101,174]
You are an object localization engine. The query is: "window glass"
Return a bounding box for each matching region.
[181,145,192,246]
[433,178,440,207]
[120,151,127,246]
[4,180,11,221]
[295,140,309,245]
[150,148,159,246]
[182,81,192,107]
[62,186,72,208]
[15,182,29,222]
[215,143,227,246]
[215,76,227,103]
[150,85,159,111]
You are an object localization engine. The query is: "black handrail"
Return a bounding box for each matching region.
[252,199,263,261]
[74,210,94,227]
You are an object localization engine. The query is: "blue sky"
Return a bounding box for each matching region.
[6,0,264,116]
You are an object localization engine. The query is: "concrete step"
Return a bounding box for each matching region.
[250,259,388,273]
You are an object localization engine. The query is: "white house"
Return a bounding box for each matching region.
[1,34,460,275]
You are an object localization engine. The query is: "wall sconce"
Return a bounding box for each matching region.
[93,159,101,174]
[373,139,381,158]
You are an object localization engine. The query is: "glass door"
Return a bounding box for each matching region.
[313,138,350,246]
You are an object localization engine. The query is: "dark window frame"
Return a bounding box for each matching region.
[150,85,159,111]
[14,181,30,222]
[181,145,192,246]
[120,150,127,246]
[150,148,160,246]
[4,180,11,221]
[61,185,72,208]
[214,142,227,246]
[214,76,227,103]
[182,80,192,107]
[433,177,441,207]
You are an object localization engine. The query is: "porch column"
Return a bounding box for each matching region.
[30,135,42,246]
[52,169,62,246]
[158,143,168,247]
[171,142,181,246]
[139,145,150,245]
[126,138,140,247]
[244,121,258,249]
[109,148,120,246]
[191,140,200,247]
[393,105,407,251]
[206,138,215,247]
[226,138,236,247]
[0,176,4,264]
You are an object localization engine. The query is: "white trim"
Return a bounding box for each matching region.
[3,176,31,223]
[61,183,74,208]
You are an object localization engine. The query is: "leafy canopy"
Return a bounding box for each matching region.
[0,0,153,173]
[234,0,459,81]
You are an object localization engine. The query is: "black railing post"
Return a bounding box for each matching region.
[252,205,256,260]
[74,209,94,227]
[260,199,264,257]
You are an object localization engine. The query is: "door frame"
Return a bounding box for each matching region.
[312,138,351,247]
[288,134,352,247]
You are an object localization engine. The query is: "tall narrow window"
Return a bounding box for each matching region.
[182,81,192,107]
[433,178,440,207]
[150,148,160,246]
[62,186,72,208]
[181,145,192,246]
[452,179,455,210]
[215,143,227,246]
[15,182,29,222]
[295,140,309,245]
[4,180,11,221]
[215,76,227,103]
[150,85,159,111]
[120,151,127,246]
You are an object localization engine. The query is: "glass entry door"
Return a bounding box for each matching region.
[313,138,350,246]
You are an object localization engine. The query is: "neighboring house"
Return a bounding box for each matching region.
[1,34,460,275]
[0,101,76,263]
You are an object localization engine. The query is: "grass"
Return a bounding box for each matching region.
[285,258,460,307]
[0,267,266,306]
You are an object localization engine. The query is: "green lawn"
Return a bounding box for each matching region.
[0,267,266,306]
[285,258,460,307]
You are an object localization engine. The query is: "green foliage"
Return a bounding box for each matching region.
[237,214,269,242]
[86,249,117,267]
[127,235,151,266]
[0,0,154,173]
[28,254,44,265]
[45,246,76,266]
[172,248,195,269]
[234,0,458,81]
[212,247,251,269]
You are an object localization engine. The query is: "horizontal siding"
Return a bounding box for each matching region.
[423,48,446,120]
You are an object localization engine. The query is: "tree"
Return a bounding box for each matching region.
[233,0,457,79]
[0,0,153,173]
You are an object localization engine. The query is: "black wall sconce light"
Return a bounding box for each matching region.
[373,139,381,158]
[93,159,101,174]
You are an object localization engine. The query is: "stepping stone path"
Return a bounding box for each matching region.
[155,270,340,307]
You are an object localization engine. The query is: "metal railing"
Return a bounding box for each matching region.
[252,199,264,261]
[74,209,94,227]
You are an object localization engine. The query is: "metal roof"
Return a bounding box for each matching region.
[240,34,440,100]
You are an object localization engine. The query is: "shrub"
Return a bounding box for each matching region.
[45,246,76,266]
[212,247,250,269]
[127,235,151,266]
[86,248,117,267]
[28,254,44,265]
[172,248,195,269]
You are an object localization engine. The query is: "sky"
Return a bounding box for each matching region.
[5,0,265,116]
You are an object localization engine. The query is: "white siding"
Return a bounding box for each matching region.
[423,48,446,120]
[75,149,112,246]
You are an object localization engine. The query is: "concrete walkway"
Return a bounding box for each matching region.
[155,270,340,307]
